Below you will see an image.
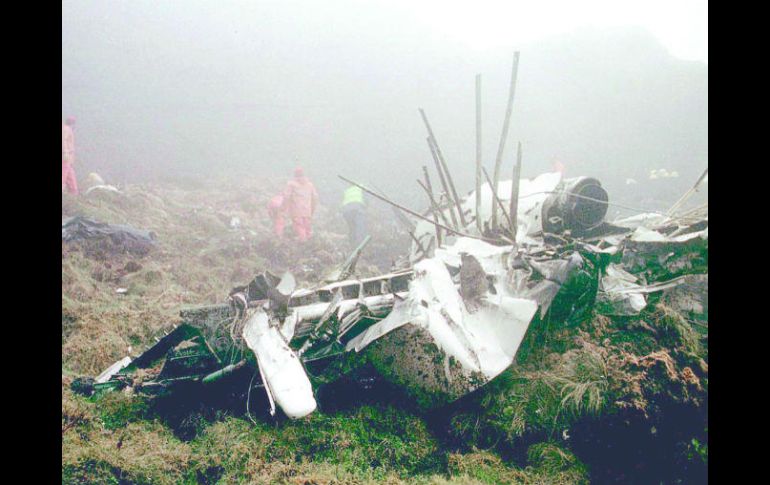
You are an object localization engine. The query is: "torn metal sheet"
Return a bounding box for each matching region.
[345,297,422,352]
[619,229,708,283]
[323,235,372,282]
[507,251,587,318]
[661,274,708,323]
[597,264,650,315]
[95,356,132,384]
[351,240,540,406]
[612,213,673,230]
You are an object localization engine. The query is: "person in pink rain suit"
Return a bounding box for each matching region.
[281,167,319,242]
[62,117,79,195]
[267,194,287,237]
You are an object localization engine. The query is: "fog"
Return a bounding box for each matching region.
[62,0,707,210]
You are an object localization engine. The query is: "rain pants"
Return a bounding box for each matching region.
[341,186,367,246]
[282,176,319,242]
[267,194,286,237]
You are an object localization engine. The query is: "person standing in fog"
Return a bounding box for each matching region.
[341,184,367,247]
[267,193,286,237]
[62,117,79,195]
[281,167,319,242]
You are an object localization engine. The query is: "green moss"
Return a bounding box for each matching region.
[650,304,704,359]
[447,447,588,485]
[95,391,150,430]
[447,451,522,484]
[62,421,194,485]
[62,459,121,485]
[527,442,587,477]
[605,320,659,355]
[687,436,708,465]
[190,405,443,481]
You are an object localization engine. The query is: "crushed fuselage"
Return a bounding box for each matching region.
[74,174,707,420]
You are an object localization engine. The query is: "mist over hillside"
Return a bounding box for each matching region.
[62,1,707,209]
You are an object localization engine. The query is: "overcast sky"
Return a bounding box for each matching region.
[62,1,707,209]
[384,0,708,63]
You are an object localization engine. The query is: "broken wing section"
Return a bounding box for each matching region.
[242,307,317,419]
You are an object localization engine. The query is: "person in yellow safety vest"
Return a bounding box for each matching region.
[341,185,367,246]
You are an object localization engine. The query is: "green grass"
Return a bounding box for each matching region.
[448,302,708,455]
[62,178,707,484]
[64,383,584,484]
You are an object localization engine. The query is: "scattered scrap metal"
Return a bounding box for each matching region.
[72,52,707,421]
[71,172,706,418]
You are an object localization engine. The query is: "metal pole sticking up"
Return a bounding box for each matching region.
[509,142,522,241]
[422,166,444,246]
[666,167,709,216]
[338,175,494,242]
[419,108,468,227]
[475,74,483,232]
[416,180,444,247]
[491,51,521,230]
[481,167,513,233]
[426,136,459,229]
[419,169,450,224]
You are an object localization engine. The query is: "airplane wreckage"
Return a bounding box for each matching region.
[72,53,708,420]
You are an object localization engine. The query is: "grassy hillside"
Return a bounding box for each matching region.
[62,178,707,484]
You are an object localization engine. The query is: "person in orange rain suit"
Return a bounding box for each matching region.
[62,117,79,195]
[267,194,286,237]
[281,167,319,242]
[552,160,566,176]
